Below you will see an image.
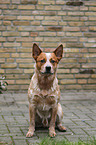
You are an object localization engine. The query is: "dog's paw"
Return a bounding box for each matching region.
[58,125,67,132]
[26,131,34,138]
[49,130,56,137]
[49,127,56,137]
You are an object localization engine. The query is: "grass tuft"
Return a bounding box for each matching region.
[38,136,96,145]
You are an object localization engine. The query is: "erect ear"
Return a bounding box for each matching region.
[53,44,63,61]
[32,43,42,60]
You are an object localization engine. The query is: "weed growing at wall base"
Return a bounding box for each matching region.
[38,137,96,145]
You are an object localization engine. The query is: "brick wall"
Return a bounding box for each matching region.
[0,0,96,91]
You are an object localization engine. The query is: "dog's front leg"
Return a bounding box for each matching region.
[49,106,57,137]
[26,104,35,137]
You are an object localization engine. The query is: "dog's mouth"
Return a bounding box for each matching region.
[41,71,54,75]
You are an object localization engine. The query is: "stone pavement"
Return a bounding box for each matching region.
[0,91,96,145]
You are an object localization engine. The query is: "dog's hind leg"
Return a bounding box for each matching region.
[56,103,66,132]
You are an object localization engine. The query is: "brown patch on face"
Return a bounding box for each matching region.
[36,52,47,70]
[50,53,58,63]
[49,53,58,71]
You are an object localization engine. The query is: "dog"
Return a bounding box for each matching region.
[26,43,66,138]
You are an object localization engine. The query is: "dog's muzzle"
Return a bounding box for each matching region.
[46,66,51,73]
[41,66,53,75]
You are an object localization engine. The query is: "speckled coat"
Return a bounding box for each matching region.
[26,43,66,138]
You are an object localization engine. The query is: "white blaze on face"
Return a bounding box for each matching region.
[45,53,51,66]
[40,53,54,74]
[45,53,54,73]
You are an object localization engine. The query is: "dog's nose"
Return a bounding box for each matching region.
[46,66,51,73]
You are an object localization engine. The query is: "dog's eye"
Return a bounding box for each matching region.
[41,59,45,63]
[51,59,55,63]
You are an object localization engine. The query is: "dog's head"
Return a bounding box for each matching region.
[32,43,63,75]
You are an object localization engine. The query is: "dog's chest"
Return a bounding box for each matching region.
[37,101,50,112]
[33,95,56,111]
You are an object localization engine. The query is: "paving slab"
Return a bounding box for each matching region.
[0,91,96,144]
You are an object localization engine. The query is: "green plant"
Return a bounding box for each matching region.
[0,76,8,94]
[38,136,96,145]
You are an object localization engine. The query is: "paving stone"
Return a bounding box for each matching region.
[65,134,89,142]
[71,128,87,135]
[0,136,12,144]
[14,139,28,145]
[0,91,96,144]
[83,128,96,136]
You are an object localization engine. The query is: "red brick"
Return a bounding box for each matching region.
[0,53,10,58]
[21,85,29,90]
[45,5,61,10]
[63,27,80,32]
[3,16,16,20]
[0,48,16,53]
[0,0,10,4]
[21,0,37,4]
[17,16,34,20]
[18,5,35,10]
[7,85,20,90]
[6,69,23,74]
[60,79,76,85]
[21,32,29,36]
[3,21,11,25]
[24,69,34,74]
[78,79,87,84]
[46,26,62,31]
[83,85,96,90]
[0,58,5,63]
[91,74,96,78]
[42,21,58,26]
[19,63,34,68]
[16,59,33,63]
[3,32,19,36]
[68,22,84,26]
[13,21,30,26]
[75,74,90,79]
[66,43,83,48]
[1,63,17,68]
[88,79,96,84]
[6,80,15,84]
[7,58,15,63]
[68,12,84,16]
[59,64,80,69]
[30,32,38,37]
[82,64,96,68]
[58,74,73,79]
[20,53,32,58]
[39,32,56,36]
[71,69,79,73]
[3,43,20,47]
[85,2,96,6]
[41,43,57,48]
[0,38,6,42]
[16,79,30,84]
[65,85,82,90]
[45,16,61,21]
[16,37,33,42]
[0,69,4,73]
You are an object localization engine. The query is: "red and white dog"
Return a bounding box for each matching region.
[26,43,66,138]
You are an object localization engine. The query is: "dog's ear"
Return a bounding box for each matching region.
[53,44,63,61]
[32,43,42,60]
